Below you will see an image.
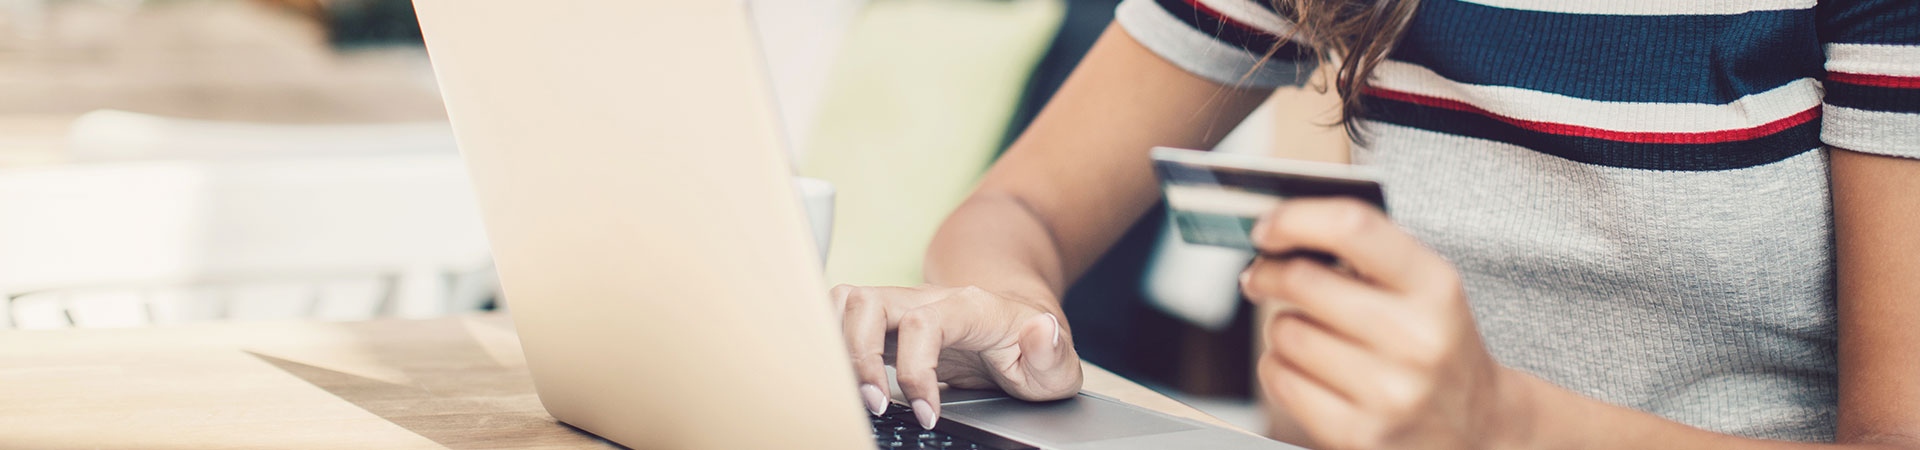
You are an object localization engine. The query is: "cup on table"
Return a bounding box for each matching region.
[793,177,835,266]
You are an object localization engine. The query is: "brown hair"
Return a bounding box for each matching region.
[1259,0,1423,140]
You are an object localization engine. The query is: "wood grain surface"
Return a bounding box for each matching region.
[0,313,1239,449]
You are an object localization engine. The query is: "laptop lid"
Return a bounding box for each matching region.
[412,0,869,448]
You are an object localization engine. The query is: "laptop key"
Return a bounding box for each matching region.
[871,403,1017,450]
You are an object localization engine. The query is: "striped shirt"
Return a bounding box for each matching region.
[1118,0,1920,442]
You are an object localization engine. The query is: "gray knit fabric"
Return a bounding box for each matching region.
[1357,124,1836,441]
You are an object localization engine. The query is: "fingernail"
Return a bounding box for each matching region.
[912,399,937,430]
[1027,314,1065,368]
[860,384,888,416]
[1046,313,1060,346]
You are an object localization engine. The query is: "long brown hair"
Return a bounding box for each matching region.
[1260,0,1422,140]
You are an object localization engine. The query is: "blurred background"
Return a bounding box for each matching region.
[0,0,1348,432]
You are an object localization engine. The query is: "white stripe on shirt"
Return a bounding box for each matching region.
[1826,43,1920,77]
[1452,0,1812,16]
[1190,0,1299,38]
[1369,60,1823,134]
[1823,104,1920,158]
[1115,0,1317,88]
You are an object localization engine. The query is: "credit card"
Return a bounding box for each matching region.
[1150,146,1387,251]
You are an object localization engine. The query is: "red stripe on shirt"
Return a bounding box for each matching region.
[1365,89,1823,145]
[1827,71,1920,89]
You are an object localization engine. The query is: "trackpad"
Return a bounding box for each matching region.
[942,395,1200,444]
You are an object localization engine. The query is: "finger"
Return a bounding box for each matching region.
[1266,312,1393,407]
[1003,312,1082,400]
[829,284,855,322]
[1243,255,1406,348]
[894,301,961,429]
[892,287,1033,429]
[840,287,894,416]
[1259,349,1366,448]
[1250,197,1451,295]
[860,285,956,325]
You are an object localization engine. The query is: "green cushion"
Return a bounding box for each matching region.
[802,0,1065,287]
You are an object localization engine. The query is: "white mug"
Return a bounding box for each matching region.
[793,177,835,266]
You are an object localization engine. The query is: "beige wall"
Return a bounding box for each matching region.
[1265,68,1349,163]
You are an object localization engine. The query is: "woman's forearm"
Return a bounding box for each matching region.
[916,26,1275,307]
[921,191,1073,307]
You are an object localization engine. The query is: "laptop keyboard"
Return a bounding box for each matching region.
[871,403,1002,449]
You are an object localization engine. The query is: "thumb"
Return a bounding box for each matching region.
[1012,312,1082,399]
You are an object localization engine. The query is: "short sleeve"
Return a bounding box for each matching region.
[1115,0,1318,88]
[1819,0,1920,158]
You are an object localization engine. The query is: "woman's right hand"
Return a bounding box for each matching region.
[829,284,1084,430]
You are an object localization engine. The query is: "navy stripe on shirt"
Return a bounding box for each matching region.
[1825,82,1920,114]
[1817,0,1920,44]
[1390,0,1823,104]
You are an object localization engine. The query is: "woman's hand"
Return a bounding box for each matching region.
[828,284,1084,430]
[1240,197,1530,450]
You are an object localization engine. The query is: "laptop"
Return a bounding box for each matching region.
[411,0,1303,448]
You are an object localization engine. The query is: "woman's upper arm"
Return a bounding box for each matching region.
[975,23,1278,280]
[1821,0,1920,442]
[1831,148,1920,446]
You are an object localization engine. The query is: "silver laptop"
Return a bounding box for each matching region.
[412,0,1301,448]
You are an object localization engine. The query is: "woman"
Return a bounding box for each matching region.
[829,0,1920,447]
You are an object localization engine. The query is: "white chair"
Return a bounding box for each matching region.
[0,154,494,329]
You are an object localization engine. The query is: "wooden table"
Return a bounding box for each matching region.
[0,313,1240,448]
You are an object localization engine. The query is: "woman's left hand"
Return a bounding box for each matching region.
[1240,197,1530,450]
